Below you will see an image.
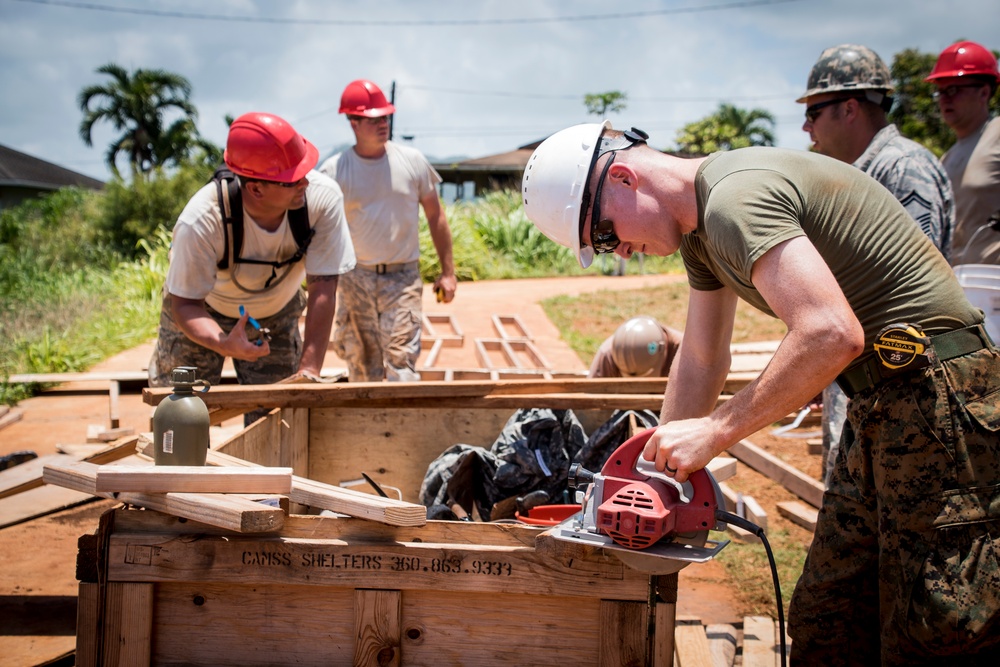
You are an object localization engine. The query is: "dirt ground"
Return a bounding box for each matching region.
[0,273,821,665]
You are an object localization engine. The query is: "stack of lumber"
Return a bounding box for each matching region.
[40,446,428,534]
[674,616,789,666]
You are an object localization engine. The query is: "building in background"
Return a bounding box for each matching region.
[0,144,104,210]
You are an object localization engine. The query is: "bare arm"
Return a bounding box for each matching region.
[297,275,338,376]
[421,191,457,302]
[169,294,269,362]
[644,236,865,481]
[659,286,739,422]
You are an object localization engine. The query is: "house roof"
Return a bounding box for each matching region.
[0,143,104,191]
[432,139,542,174]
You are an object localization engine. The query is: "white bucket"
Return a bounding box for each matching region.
[954,264,1000,286]
[955,265,1000,342]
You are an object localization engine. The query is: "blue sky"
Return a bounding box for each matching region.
[2,0,998,181]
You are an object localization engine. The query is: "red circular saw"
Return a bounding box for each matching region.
[557,428,728,560]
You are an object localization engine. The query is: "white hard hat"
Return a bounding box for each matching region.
[521,121,610,269]
[522,122,650,269]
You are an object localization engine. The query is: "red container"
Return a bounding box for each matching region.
[515,504,581,526]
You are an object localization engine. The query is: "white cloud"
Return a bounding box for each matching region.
[2,0,998,180]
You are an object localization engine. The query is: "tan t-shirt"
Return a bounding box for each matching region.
[165,170,356,318]
[943,117,1000,265]
[319,141,442,265]
[683,148,980,349]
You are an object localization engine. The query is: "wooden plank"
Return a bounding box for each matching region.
[0,435,138,500]
[0,407,24,431]
[100,582,153,666]
[674,619,714,667]
[94,465,293,494]
[43,460,284,533]
[654,600,677,667]
[0,482,97,529]
[76,583,100,667]
[207,450,426,527]
[742,615,777,667]
[777,500,818,532]
[717,482,767,529]
[353,589,401,667]
[705,623,738,667]
[598,600,647,667]
[728,439,825,508]
[706,456,737,483]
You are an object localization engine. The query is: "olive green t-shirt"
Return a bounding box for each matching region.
[682,148,980,348]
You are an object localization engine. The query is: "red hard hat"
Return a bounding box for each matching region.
[925,41,1000,83]
[223,112,319,182]
[339,79,396,117]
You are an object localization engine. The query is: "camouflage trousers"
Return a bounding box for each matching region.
[148,291,306,425]
[332,266,422,382]
[789,346,1000,666]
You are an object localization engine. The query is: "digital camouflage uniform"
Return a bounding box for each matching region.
[331,265,423,382]
[682,148,999,665]
[149,291,306,424]
[791,344,1000,666]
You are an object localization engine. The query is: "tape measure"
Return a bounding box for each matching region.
[435,287,445,303]
[873,323,930,370]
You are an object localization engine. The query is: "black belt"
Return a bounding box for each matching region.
[837,323,994,398]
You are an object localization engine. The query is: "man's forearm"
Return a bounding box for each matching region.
[299,276,338,374]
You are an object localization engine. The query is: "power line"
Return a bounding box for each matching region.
[11,0,805,27]
[399,84,794,103]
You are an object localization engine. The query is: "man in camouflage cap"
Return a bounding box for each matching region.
[799,44,957,496]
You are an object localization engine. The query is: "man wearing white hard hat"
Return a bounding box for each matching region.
[521,121,1000,665]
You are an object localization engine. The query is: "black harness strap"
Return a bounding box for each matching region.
[212,167,314,279]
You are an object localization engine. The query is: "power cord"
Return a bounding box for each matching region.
[715,509,787,667]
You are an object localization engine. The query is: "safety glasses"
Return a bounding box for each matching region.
[932,84,983,100]
[579,127,649,255]
[804,97,855,123]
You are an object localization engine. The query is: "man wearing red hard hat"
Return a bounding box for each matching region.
[149,112,356,421]
[320,79,457,382]
[927,40,1000,265]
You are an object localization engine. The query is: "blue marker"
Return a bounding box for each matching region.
[239,305,266,346]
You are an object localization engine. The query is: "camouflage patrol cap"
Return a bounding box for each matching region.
[797,44,894,103]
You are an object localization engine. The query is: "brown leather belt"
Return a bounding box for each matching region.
[837,323,993,398]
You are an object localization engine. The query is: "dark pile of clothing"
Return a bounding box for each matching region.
[419,408,658,521]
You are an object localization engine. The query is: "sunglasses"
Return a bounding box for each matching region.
[804,97,857,123]
[932,84,983,100]
[579,127,649,255]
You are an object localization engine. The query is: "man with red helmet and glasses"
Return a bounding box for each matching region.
[523,121,1000,665]
[149,112,356,421]
[320,79,456,382]
[927,40,1000,265]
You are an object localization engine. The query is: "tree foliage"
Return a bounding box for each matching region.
[78,63,220,178]
[674,103,776,154]
[584,91,628,117]
[889,45,1000,157]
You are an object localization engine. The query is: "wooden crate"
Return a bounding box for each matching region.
[120,379,755,665]
[76,507,681,666]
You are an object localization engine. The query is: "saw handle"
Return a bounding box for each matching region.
[602,427,717,507]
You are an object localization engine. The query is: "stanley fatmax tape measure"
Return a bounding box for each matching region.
[837,323,992,397]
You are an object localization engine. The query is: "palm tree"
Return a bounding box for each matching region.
[78,63,201,177]
[674,103,776,154]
